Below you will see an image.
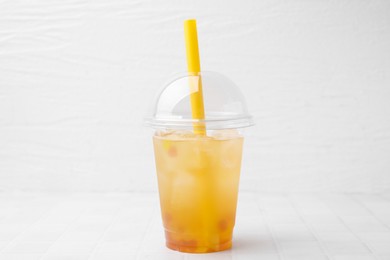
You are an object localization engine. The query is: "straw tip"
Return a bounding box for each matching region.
[184,19,197,25]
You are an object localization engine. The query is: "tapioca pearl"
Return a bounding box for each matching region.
[218,219,228,231]
[168,146,177,157]
[181,239,198,247]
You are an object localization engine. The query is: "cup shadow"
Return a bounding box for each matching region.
[232,235,276,254]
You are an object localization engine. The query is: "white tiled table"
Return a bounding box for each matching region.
[1,192,390,260]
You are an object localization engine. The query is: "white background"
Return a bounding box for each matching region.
[0,0,389,193]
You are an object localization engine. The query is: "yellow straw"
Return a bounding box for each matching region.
[184,19,206,135]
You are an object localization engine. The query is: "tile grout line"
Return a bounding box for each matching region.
[0,196,64,255]
[135,202,160,260]
[285,193,331,260]
[316,193,375,258]
[346,193,390,258]
[38,197,91,260]
[347,193,390,230]
[254,192,284,260]
[86,200,124,260]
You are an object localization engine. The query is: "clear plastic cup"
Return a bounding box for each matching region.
[145,72,253,253]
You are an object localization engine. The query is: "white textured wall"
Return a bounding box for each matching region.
[1,0,389,192]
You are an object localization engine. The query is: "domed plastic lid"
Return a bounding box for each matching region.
[145,71,253,130]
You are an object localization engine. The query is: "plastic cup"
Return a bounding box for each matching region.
[145,72,253,253]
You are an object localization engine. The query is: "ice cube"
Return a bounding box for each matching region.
[157,130,213,140]
[210,129,241,140]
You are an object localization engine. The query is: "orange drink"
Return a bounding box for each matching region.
[153,130,243,253]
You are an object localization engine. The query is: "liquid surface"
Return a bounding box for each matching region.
[153,130,243,253]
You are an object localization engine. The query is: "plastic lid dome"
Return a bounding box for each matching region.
[145,71,253,130]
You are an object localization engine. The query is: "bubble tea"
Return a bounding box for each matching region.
[145,20,253,253]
